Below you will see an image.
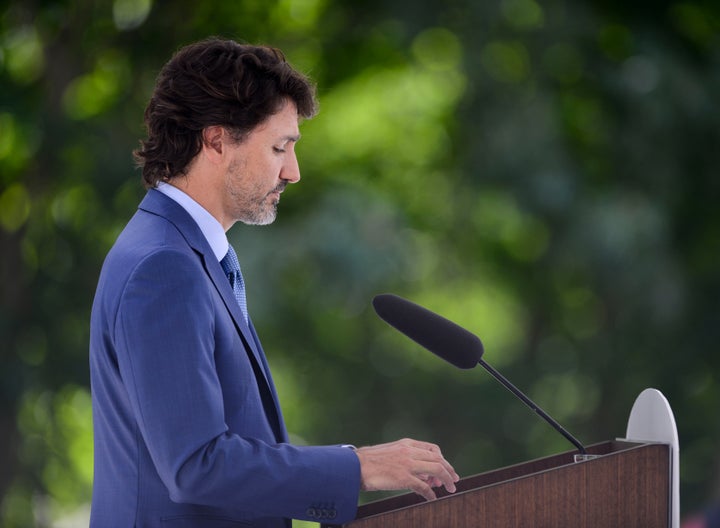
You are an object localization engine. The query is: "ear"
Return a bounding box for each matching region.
[200,126,227,162]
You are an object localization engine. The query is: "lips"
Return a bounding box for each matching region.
[267,182,286,201]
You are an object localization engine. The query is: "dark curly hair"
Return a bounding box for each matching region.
[134,38,318,188]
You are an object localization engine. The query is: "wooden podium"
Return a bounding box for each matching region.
[324,389,678,528]
[324,441,669,528]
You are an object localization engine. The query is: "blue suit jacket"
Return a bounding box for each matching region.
[89,190,360,527]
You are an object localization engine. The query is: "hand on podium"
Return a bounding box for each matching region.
[355,438,459,501]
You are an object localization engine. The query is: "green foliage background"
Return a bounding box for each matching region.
[1,0,719,525]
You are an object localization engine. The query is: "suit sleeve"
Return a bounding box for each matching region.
[113,248,360,522]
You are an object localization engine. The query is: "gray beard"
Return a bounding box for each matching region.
[239,201,278,226]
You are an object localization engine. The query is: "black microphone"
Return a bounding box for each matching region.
[372,293,483,369]
[372,293,588,455]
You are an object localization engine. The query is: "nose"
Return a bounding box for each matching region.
[281,151,301,184]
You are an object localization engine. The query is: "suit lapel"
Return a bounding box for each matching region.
[138,190,283,434]
[202,250,272,385]
[205,257,287,442]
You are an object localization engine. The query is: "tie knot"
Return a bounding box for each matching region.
[220,243,249,324]
[220,244,241,276]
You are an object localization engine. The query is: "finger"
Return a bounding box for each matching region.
[409,449,459,484]
[418,474,443,490]
[414,461,458,493]
[406,439,443,454]
[432,456,459,482]
[410,477,438,501]
[424,475,443,489]
[407,442,455,469]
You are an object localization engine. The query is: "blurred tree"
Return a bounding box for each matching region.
[0,0,718,525]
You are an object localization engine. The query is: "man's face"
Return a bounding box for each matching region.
[223,100,301,225]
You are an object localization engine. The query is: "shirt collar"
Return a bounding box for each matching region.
[156,182,228,261]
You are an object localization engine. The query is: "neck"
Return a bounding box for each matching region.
[165,176,233,232]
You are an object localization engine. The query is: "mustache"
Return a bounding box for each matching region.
[268,182,287,196]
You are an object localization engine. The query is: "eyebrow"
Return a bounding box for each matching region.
[280,134,301,143]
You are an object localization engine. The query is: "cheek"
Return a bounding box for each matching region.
[258,158,283,183]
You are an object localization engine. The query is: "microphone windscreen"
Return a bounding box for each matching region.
[372,293,483,369]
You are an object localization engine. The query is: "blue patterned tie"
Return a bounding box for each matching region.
[220,244,249,324]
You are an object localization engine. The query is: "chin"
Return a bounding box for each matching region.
[242,208,277,226]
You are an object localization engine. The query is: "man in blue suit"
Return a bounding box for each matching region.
[89,38,458,527]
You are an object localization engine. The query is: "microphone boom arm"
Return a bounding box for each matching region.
[478,358,587,455]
